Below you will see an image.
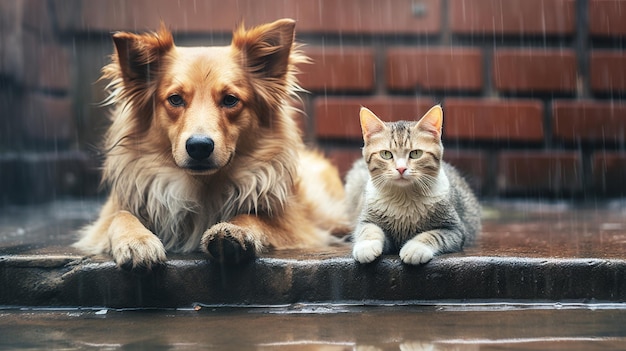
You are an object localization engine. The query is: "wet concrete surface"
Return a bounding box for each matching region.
[2,303,626,350]
[1,200,626,307]
[2,200,626,350]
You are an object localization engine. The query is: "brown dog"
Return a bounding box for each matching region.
[74,19,349,269]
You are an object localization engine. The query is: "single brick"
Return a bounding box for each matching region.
[23,0,55,34]
[21,93,75,143]
[589,0,626,37]
[19,34,71,90]
[592,152,626,196]
[1,2,21,79]
[444,98,544,142]
[300,47,375,93]
[590,51,626,93]
[292,0,441,34]
[449,0,575,36]
[387,47,483,92]
[0,1,19,32]
[493,49,577,93]
[444,149,489,195]
[0,1,18,28]
[552,100,626,143]
[497,151,582,195]
[55,0,441,35]
[54,0,245,33]
[314,96,436,140]
[57,0,334,33]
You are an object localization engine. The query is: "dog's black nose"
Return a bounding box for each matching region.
[186,135,215,160]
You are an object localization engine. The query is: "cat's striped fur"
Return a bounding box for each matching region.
[345,105,481,265]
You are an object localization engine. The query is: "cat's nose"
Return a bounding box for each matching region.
[396,167,407,175]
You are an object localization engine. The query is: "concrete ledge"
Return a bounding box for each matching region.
[2,253,626,308]
[1,200,626,308]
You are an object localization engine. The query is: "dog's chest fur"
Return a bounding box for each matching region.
[110,151,293,253]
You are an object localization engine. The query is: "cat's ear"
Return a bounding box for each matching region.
[417,104,443,137]
[360,107,386,140]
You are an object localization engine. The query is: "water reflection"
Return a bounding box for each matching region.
[2,304,626,350]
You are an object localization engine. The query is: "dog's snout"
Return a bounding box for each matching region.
[186,135,215,160]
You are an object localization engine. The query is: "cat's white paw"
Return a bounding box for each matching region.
[399,341,435,351]
[399,241,434,265]
[353,239,383,263]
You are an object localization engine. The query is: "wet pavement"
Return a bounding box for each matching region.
[1,200,626,307]
[2,303,626,350]
[2,200,626,350]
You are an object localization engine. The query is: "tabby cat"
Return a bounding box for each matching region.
[345,105,481,265]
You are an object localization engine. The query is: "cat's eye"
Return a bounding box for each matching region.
[168,94,185,107]
[409,150,423,159]
[379,150,393,160]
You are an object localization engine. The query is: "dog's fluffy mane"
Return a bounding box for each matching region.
[95,22,310,253]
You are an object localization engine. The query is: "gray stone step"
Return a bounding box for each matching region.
[1,200,626,308]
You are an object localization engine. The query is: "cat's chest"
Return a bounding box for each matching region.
[364,191,442,235]
[367,196,429,220]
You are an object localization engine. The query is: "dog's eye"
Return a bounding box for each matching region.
[222,94,239,108]
[168,94,185,107]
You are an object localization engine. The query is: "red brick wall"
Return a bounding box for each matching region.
[1,0,625,203]
[0,0,100,204]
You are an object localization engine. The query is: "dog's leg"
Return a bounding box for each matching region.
[76,198,167,271]
[108,210,167,271]
[201,214,271,264]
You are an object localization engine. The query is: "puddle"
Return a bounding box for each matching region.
[2,303,626,350]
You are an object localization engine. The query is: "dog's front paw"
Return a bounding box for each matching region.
[111,233,166,271]
[201,223,257,264]
[352,239,383,264]
[399,241,434,265]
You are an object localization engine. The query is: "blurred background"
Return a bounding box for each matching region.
[0,0,624,206]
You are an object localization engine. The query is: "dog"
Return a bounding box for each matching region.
[74,19,349,269]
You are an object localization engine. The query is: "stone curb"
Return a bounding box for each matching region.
[2,253,625,308]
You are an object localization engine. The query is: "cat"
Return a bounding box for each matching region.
[345,105,481,265]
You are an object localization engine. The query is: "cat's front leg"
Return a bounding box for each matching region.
[352,222,386,263]
[399,240,435,265]
[400,228,463,265]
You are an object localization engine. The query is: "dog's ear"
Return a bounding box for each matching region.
[232,18,295,79]
[112,23,174,83]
